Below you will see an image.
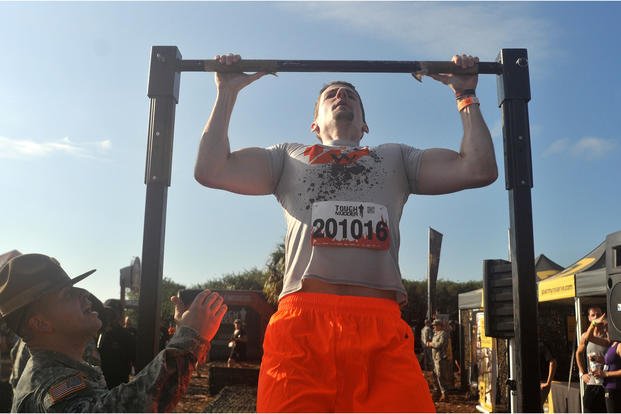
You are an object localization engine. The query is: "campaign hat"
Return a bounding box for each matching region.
[0,253,95,321]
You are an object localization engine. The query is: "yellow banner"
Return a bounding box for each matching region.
[538,274,576,302]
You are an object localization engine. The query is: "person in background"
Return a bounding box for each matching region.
[538,339,557,406]
[227,319,248,367]
[589,313,621,413]
[421,319,434,372]
[97,301,135,388]
[576,305,608,412]
[427,319,450,402]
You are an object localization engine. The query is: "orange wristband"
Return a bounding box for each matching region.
[457,96,480,112]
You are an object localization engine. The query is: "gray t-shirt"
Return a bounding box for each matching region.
[265,141,424,304]
[587,340,608,386]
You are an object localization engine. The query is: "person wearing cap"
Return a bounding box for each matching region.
[426,319,450,402]
[420,319,434,372]
[0,253,227,412]
[9,292,104,391]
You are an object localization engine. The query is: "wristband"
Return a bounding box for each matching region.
[456,89,476,100]
[457,96,480,112]
[592,320,598,327]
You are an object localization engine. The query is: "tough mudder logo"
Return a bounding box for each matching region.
[334,204,364,218]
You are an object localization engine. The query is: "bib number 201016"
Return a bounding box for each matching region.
[311,201,390,250]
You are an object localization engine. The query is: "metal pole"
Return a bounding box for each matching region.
[497,48,540,412]
[575,297,584,413]
[136,46,181,370]
[177,58,503,78]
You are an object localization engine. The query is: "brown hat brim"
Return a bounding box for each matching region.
[2,268,96,319]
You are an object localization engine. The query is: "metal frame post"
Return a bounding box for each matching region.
[575,296,585,413]
[497,48,540,412]
[136,46,181,370]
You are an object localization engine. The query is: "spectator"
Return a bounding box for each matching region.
[589,313,621,413]
[539,339,557,406]
[576,305,608,412]
[427,319,450,401]
[97,303,136,388]
[227,319,248,367]
[420,319,433,372]
[0,253,226,412]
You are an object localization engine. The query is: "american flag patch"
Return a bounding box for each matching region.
[48,375,87,403]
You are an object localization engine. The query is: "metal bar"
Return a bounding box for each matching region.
[575,297,585,414]
[177,59,503,75]
[136,46,181,370]
[497,48,540,412]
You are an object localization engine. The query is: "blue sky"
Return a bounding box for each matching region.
[1,1,619,303]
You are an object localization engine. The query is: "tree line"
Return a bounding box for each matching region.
[140,242,481,326]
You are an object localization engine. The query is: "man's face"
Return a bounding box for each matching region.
[588,307,603,322]
[33,286,102,338]
[312,84,368,140]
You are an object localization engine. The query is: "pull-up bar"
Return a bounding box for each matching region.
[176,58,504,79]
[138,46,538,412]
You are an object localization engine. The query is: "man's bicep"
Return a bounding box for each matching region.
[205,147,280,195]
[415,148,470,195]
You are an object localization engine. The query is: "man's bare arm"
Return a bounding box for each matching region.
[575,332,591,383]
[416,54,498,195]
[194,54,274,195]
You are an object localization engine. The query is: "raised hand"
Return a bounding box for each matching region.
[426,53,479,95]
[214,53,268,94]
[173,289,227,341]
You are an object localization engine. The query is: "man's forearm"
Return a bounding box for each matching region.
[575,348,587,375]
[458,104,497,185]
[195,89,239,184]
[545,360,557,386]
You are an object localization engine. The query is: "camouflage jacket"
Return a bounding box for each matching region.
[429,330,449,361]
[11,326,208,412]
[10,337,100,390]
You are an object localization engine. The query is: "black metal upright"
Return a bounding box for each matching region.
[136,46,181,370]
[497,49,540,412]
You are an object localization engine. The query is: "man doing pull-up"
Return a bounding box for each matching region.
[195,52,497,412]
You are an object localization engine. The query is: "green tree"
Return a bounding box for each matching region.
[263,242,285,306]
[126,277,186,328]
[401,278,483,324]
[193,267,267,291]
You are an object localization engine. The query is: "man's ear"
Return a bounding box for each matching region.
[27,314,53,334]
[310,121,319,134]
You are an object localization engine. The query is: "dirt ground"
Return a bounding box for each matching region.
[174,365,478,413]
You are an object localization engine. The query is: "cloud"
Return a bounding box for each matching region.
[543,137,617,160]
[0,136,111,160]
[276,3,557,63]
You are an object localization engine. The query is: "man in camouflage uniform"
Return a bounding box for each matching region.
[426,319,450,402]
[0,253,227,412]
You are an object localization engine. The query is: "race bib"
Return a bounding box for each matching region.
[311,201,390,250]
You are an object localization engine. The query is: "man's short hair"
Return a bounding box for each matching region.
[313,81,366,123]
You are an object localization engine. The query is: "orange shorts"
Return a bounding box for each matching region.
[257,292,435,412]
